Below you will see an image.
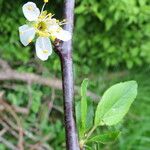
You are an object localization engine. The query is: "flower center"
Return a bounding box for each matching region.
[37,21,47,31]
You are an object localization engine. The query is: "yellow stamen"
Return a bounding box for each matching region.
[28,38,32,43]
[43,50,49,53]
[44,0,49,3]
[39,11,48,19]
[50,35,56,41]
[37,30,50,37]
[56,19,60,23]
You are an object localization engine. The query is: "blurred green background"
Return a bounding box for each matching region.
[0,0,150,149]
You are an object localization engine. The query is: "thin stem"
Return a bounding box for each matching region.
[41,3,46,14]
[85,126,97,141]
[80,126,97,150]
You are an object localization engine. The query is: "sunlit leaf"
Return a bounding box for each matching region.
[94,81,138,126]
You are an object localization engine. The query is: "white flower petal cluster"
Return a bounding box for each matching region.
[19,1,71,61]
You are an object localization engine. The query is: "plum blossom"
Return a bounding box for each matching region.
[19,1,71,61]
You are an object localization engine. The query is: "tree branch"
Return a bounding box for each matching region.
[54,0,80,149]
[0,70,99,100]
[0,59,100,101]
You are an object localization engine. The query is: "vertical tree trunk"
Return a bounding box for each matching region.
[54,0,80,150]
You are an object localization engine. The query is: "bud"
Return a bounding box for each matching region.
[44,0,48,3]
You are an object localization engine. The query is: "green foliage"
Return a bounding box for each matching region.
[81,79,88,136]
[74,0,150,71]
[0,0,149,149]
[76,79,137,149]
[0,0,31,63]
[0,144,6,150]
[1,0,150,75]
[87,68,150,150]
[88,131,120,144]
[115,68,150,150]
[31,90,43,113]
[94,81,138,126]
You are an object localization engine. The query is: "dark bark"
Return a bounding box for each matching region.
[60,55,80,150]
[54,0,80,150]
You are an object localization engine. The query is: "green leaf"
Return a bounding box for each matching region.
[75,101,81,128]
[75,5,86,14]
[81,78,89,97]
[105,19,113,31]
[75,101,82,137]
[87,131,120,144]
[94,81,138,126]
[75,99,94,139]
[81,79,89,135]
[86,101,94,131]
[31,91,43,113]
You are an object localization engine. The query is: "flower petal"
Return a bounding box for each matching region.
[54,29,71,41]
[35,37,52,61]
[48,24,60,33]
[22,2,40,21]
[19,25,35,46]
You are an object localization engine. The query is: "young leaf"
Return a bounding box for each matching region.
[75,101,81,128]
[86,101,94,131]
[81,78,89,97]
[94,81,138,126]
[76,100,94,139]
[87,131,120,144]
[81,79,89,134]
[75,101,83,138]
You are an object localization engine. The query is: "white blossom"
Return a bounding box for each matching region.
[19,1,71,61]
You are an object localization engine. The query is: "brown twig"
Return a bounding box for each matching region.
[0,59,11,70]
[0,100,24,150]
[0,59,100,101]
[0,128,7,136]
[0,103,53,150]
[0,136,19,150]
[0,119,19,138]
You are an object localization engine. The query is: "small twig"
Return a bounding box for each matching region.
[0,101,24,150]
[42,143,53,150]
[0,100,29,114]
[48,88,55,115]
[0,115,38,142]
[0,119,19,138]
[52,105,63,113]
[0,118,51,150]
[0,128,7,136]
[27,82,33,110]
[0,136,19,150]
[12,105,29,114]
[0,59,11,71]
[0,59,100,101]
[18,127,24,150]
